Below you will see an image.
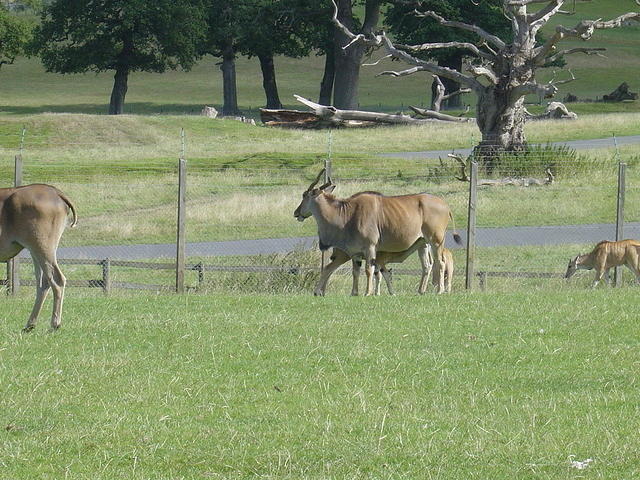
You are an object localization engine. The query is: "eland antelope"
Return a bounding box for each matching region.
[565,239,640,288]
[1,184,77,331]
[294,170,461,295]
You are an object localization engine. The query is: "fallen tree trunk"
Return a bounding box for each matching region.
[524,101,577,120]
[261,95,469,128]
[603,82,638,102]
[260,109,325,128]
[448,153,554,186]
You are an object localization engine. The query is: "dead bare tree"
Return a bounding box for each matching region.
[331,0,639,161]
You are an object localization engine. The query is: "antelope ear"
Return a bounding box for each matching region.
[323,184,336,193]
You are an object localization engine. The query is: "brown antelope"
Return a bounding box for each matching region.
[431,247,454,293]
[324,239,432,296]
[0,184,77,331]
[565,239,640,288]
[294,170,461,295]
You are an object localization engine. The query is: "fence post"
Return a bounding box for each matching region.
[478,271,487,291]
[196,262,204,290]
[176,155,187,294]
[102,258,111,294]
[8,153,23,295]
[614,161,626,287]
[321,130,333,273]
[465,161,478,290]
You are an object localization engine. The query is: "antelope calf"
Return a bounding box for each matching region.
[431,247,454,293]
[0,184,77,331]
[565,239,640,288]
[324,239,432,296]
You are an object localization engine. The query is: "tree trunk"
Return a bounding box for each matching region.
[318,47,336,106]
[474,88,527,169]
[109,67,129,115]
[258,53,282,109]
[333,43,364,109]
[430,54,464,110]
[220,42,240,116]
[332,0,365,110]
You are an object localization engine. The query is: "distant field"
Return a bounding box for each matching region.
[1,290,639,479]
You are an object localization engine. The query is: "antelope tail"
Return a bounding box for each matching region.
[57,190,78,228]
[449,211,462,245]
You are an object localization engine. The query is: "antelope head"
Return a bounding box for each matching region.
[564,254,589,279]
[293,169,336,222]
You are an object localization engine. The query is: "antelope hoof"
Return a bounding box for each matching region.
[22,325,35,333]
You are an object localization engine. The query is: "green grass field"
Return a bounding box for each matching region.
[1,291,639,479]
[0,3,638,478]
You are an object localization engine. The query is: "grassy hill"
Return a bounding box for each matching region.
[0,0,638,117]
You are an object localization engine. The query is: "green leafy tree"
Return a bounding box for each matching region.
[202,0,242,115]
[0,4,32,71]
[237,0,312,109]
[332,0,386,109]
[32,0,207,114]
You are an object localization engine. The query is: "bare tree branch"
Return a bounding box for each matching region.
[363,54,392,66]
[430,75,472,112]
[546,47,606,64]
[379,34,485,91]
[414,10,506,50]
[468,66,498,85]
[330,0,381,49]
[377,66,423,78]
[396,41,496,61]
[511,81,557,100]
[507,0,557,5]
[528,1,565,32]
[535,11,639,64]
[410,106,474,123]
[433,75,472,103]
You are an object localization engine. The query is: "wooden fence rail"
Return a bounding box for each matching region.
[0,258,576,295]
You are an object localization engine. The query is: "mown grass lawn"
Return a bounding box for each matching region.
[1,290,638,479]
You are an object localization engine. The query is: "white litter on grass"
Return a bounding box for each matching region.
[569,456,594,470]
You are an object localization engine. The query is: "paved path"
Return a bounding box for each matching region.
[379,134,640,159]
[22,222,640,260]
[16,135,638,262]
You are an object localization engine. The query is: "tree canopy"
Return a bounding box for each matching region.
[32,0,207,114]
[0,4,32,70]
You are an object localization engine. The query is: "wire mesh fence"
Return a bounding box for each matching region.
[1,128,637,295]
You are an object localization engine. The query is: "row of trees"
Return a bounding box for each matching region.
[1,1,638,155]
[1,0,520,116]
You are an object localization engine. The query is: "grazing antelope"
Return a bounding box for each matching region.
[565,239,640,288]
[294,170,461,295]
[325,239,432,296]
[0,184,77,331]
[431,247,454,293]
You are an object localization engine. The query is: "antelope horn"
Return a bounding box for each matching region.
[308,169,325,190]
